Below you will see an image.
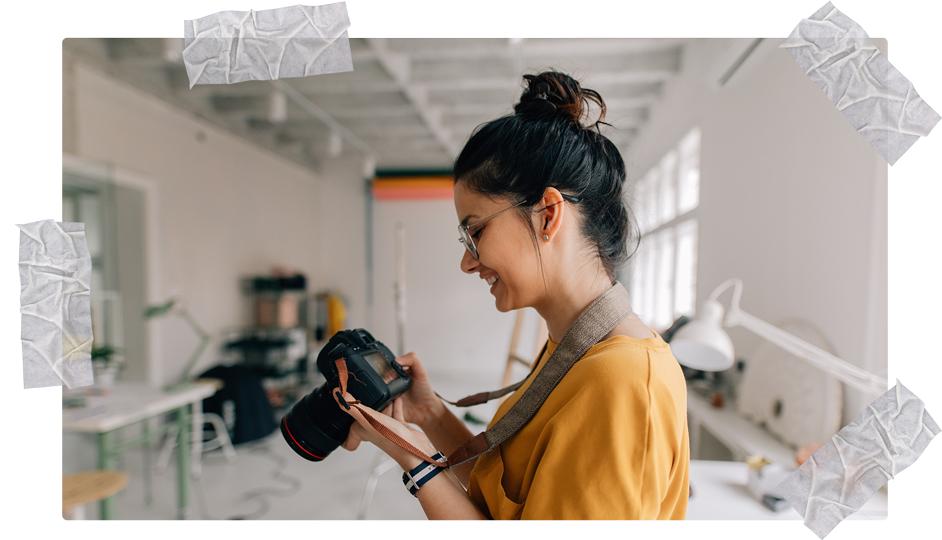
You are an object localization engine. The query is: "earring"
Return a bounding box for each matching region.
[543,234,549,241]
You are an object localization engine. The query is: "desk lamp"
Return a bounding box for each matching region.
[144,298,210,392]
[669,278,887,396]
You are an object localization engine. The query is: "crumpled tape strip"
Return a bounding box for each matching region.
[780,2,941,165]
[777,380,939,538]
[182,2,353,88]
[18,220,94,388]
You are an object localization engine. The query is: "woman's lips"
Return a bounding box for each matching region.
[485,275,499,294]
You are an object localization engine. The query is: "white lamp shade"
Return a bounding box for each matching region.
[669,300,735,371]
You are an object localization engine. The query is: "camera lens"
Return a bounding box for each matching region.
[281,384,354,461]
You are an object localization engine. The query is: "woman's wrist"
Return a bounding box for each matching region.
[397,453,425,472]
[417,398,448,431]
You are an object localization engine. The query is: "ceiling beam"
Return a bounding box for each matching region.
[364,38,460,158]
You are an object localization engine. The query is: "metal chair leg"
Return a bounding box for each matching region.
[356,454,399,519]
[156,424,178,475]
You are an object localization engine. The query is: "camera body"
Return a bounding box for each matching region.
[281,329,410,461]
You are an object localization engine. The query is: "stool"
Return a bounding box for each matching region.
[63,470,129,519]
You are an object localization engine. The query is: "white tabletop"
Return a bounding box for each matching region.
[687,460,888,520]
[62,382,218,433]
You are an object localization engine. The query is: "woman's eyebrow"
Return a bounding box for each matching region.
[460,214,479,226]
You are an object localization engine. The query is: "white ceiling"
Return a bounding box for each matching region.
[64,38,692,173]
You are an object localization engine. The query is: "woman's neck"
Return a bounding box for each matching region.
[533,271,613,343]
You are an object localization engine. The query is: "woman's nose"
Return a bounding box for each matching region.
[460,247,478,274]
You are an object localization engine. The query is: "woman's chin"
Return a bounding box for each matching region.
[493,292,519,313]
[494,300,512,313]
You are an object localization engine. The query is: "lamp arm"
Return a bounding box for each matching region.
[179,310,210,340]
[708,278,744,308]
[726,308,888,396]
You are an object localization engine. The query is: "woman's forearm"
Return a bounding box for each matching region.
[415,467,487,519]
[419,400,479,486]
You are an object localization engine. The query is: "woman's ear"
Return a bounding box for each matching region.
[539,187,565,242]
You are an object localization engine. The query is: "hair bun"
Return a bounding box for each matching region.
[514,71,607,129]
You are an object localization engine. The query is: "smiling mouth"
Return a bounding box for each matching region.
[485,275,499,286]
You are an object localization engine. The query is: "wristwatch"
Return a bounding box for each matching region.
[402,452,447,497]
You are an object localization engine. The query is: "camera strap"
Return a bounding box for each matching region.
[434,360,542,408]
[336,281,632,469]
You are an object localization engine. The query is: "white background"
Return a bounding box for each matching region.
[3,0,940,538]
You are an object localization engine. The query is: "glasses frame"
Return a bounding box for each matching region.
[458,194,582,260]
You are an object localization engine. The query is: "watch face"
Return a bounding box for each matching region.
[362,350,400,384]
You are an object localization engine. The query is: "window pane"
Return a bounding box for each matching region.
[633,178,649,235]
[654,228,675,329]
[678,127,701,214]
[674,219,698,317]
[78,193,103,259]
[659,151,677,225]
[628,251,644,322]
[641,238,657,325]
[62,195,76,222]
[678,168,699,215]
[645,168,660,231]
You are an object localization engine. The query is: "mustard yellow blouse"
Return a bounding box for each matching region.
[467,333,690,519]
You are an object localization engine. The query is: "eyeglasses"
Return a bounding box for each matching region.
[458,195,582,260]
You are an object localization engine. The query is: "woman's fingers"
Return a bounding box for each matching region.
[341,423,364,451]
[395,352,427,377]
[392,398,406,423]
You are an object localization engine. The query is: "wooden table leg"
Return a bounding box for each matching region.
[175,404,191,519]
[97,430,118,519]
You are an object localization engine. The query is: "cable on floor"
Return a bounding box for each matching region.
[193,439,302,520]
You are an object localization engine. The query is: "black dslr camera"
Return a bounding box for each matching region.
[281,329,411,461]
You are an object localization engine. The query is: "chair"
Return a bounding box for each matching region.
[63,470,129,519]
[155,379,236,479]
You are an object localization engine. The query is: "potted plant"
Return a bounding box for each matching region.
[91,345,123,388]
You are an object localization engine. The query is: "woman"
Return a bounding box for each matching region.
[341,71,690,519]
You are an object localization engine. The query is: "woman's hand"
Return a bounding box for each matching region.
[339,394,487,520]
[343,353,480,487]
[395,353,445,429]
[340,395,436,471]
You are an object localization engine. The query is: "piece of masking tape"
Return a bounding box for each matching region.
[777,380,939,538]
[182,2,353,88]
[17,220,94,389]
[780,2,941,165]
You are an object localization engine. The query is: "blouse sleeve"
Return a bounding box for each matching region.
[519,349,688,519]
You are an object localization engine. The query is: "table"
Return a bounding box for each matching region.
[687,383,797,468]
[687,460,888,520]
[62,382,218,519]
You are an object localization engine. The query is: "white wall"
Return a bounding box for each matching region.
[627,40,887,426]
[70,63,367,385]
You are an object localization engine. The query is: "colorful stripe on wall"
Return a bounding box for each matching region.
[372,176,455,200]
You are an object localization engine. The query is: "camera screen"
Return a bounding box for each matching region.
[362,350,400,384]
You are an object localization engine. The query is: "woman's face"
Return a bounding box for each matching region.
[454,182,543,312]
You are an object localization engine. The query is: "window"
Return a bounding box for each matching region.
[625,127,701,330]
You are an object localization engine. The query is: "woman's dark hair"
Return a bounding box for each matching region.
[453,70,639,282]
